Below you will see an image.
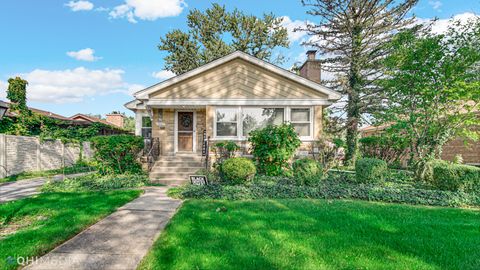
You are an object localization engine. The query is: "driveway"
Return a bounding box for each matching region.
[0,173,91,203]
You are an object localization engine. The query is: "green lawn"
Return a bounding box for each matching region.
[0,163,95,183]
[139,199,480,270]
[0,190,141,270]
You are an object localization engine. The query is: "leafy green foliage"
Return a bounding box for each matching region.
[248,124,301,176]
[194,168,220,183]
[41,173,148,192]
[292,158,323,186]
[91,135,144,175]
[220,157,256,185]
[359,135,409,165]
[355,158,388,184]
[172,175,480,208]
[378,18,480,177]
[0,190,141,270]
[431,162,480,192]
[212,141,240,165]
[6,77,28,110]
[159,3,289,74]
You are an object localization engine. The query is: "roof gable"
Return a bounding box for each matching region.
[134,51,341,101]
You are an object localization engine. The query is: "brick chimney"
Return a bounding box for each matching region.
[106,113,125,128]
[299,50,321,83]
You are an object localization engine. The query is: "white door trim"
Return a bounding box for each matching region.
[174,110,197,154]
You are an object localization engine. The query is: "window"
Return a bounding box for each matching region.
[214,106,313,139]
[242,108,284,136]
[141,116,152,138]
[216,108,237,137]
[290,108,311,137]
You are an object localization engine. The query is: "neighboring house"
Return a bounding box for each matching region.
[360,125,480,166]
[1,102,126,135]
[125,51,341,184]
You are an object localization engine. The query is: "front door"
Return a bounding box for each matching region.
[177,112,194,152]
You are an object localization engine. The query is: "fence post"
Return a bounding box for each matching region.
[0,134,6,178]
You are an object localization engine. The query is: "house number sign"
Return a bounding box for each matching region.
[189,175,208,185]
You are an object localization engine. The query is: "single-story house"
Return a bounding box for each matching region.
[126,51,341,183]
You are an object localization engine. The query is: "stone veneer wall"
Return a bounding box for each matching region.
[0,134,93,177]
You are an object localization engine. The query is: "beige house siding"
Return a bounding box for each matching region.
[149,59,328,100]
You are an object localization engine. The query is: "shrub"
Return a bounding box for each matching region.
[91,135,144,175]
[311,139,343,174]
[194,168,220,183]
[248,124,301,176]
[359,135,408,165]
[220,157,256,185]
[292,158,323,186]
[431,162,480,192]
[355,158,388,183]
[41,173,148,192]
[171,174,480,208]
[212,141,240,165]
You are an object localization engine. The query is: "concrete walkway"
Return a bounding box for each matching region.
[0,173,90,203]
[26,187,182,270]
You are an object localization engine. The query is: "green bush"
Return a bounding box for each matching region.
[171,174,480,208]
[194,168,220,183]
[212,141,240,164]
[41,173,148,192]
[248,124,301,176]
[91,135,144,174]
[432,162,480,192]
[359,135,408,165]
[221,157,256,185]
[355,158,388,183]
[292,158,323,186]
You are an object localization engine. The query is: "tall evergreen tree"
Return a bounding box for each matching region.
[297,0,418,164]
[158,3,289,75]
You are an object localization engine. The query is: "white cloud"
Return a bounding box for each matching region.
[109,0,186,23]
[428,0,442,11]
[0,67,142,104]
[152,70,175,80]
[418,12,479,34]
[0,80,7,100]
[281,16,310,43]
[66,48,101,62]
[65,0,94,11]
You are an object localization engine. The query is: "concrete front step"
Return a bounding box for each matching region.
[150,179,188,186]
[150,166,204,173]
[150,172,196,179]
[154,161,204,167]
[158,156,203,161]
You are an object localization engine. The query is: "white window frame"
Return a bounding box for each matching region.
[213,106,241,140]
[288,107,314,141]
[212,106,314,141]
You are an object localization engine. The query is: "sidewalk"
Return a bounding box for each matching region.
[0,172,91,203]
[26,187,182,270]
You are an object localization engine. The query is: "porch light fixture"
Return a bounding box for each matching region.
[0,100,8,120]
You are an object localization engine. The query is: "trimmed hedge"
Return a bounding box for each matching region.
[292,158,323,186]
[356,158,388,184]
[171,177,480,208]
[221,157,256,185]
[432,162,480,192]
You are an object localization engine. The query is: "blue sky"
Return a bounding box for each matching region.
[0,0,478,117]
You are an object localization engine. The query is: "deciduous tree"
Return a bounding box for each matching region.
[158,3,289,75]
